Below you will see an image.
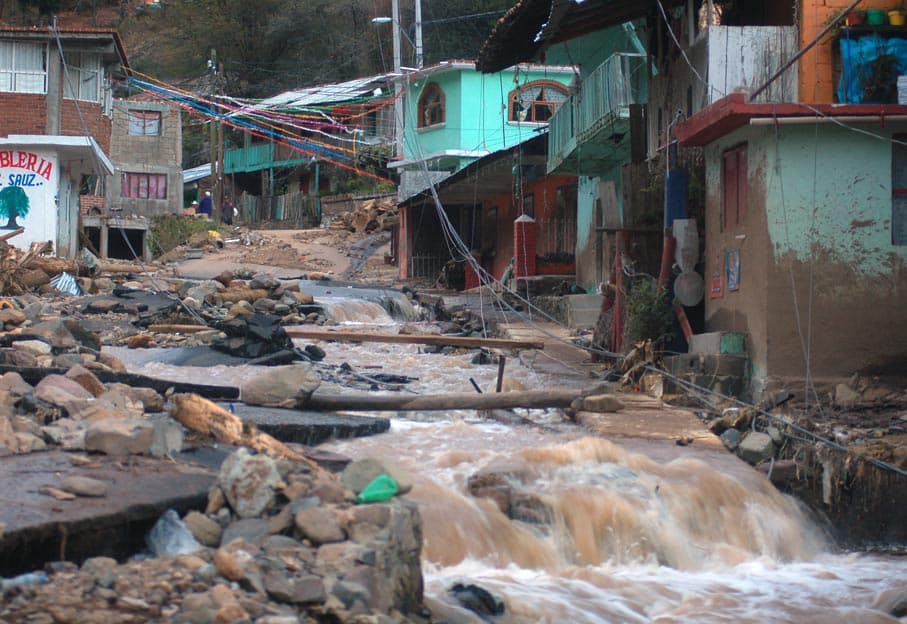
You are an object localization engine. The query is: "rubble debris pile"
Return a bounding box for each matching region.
[0,451,426,624]
[333,199,399,235]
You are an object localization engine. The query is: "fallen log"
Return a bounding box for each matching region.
[0,228,24,242]
[303,388,582,411]
[147,323,211,334]
[170,393,326,474]
[284,329,545,351]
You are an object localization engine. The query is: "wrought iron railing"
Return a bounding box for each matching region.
[548,52,646,165]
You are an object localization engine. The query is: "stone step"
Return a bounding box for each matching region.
[565,294,603,329]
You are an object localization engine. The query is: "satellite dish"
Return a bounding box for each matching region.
[674,270,704,307]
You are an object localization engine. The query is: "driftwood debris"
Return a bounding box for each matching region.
[171,393,326,474]
[147,324,211,334]
[303,388,582,412]
[284,329,545,351]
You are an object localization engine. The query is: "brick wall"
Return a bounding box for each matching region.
[0,94,112,152]
[799,0,894,103]
[0,93,48,137]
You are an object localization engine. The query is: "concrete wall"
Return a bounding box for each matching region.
[704,122,907,391]
[402,66,574,163]
[107,100,182,216]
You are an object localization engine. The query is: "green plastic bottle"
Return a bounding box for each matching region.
[355,473,399,503]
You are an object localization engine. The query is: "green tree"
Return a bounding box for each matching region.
[0,186,30,229]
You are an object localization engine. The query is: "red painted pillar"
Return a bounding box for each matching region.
[513,215,537,278]
[464,258,480,290]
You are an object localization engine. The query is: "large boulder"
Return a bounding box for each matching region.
[240,364,321,408]
[736,431,775,465]
[217,448,282,518]
[84,418,154,455]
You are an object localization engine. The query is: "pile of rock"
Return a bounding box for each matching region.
[0,451,427,624]
[0,363,177,460]
[333,200,398,235]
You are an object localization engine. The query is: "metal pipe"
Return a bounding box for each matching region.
[749,115,907,125]
[414,0,423,69]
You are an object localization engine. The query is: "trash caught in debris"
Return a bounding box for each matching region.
[50,272,82,296]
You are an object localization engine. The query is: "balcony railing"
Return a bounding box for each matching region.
[548,52,646,172]
[224,143,275,173]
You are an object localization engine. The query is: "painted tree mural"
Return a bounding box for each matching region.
[0,186,30,229]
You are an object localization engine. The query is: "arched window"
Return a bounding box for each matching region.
[509,80,569,123]
[418,83,445,128]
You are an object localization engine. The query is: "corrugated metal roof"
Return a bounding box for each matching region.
[476,0,683,72]
[257,74,395,109]
[182,163,211,184]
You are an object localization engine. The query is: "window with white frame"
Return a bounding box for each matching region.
[509,80,568,123]
[127,109,162,136]
[64,51,102,102]
[0,41,47,94]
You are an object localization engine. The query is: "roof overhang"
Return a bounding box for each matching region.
[476,0,683,73]
[401,133,550,206]
[388,149,491,170]
[674,93,907,146]
[0,134,114,176]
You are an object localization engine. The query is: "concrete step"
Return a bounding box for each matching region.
[565,294,603,329]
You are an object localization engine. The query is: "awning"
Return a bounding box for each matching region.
[0,134,114,176]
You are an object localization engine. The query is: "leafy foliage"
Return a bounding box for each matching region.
[148,214,214,257]
[625,277,674,348]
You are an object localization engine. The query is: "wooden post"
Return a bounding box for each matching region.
[496,355,506,392]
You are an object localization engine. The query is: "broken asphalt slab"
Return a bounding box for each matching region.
[0,449,221,577]
[227,403,390,446]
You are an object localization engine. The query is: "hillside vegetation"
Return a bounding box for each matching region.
[5,0,513,97]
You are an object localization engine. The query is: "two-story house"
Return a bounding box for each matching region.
[392,60,577,282]
[0,27,127,259]
[479,0,907,399]
[79,96,183,261]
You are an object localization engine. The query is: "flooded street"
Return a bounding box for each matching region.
[108,300,907,623]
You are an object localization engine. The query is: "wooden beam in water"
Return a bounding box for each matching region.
[284,329,544,351]
[304,389,578,412]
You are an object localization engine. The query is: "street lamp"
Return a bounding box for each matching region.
[372,1,423,159]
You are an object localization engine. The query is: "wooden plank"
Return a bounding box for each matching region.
[284,329,545,351]
[148,324,212,333]
[303,389,580,412]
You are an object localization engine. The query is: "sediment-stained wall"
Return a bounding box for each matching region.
[703,122,907,391]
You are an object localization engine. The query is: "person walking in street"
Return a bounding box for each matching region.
[197,190,213,218]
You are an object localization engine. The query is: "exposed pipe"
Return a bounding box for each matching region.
[749,115,907,125]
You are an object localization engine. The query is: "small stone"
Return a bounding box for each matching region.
[213,549,244,582]
[183,511,223,547]
[127,334,156,349]
[150,417,184,457]
[0,308,26,326]
[12,339,52,356]
[85,298,121,313]
[64,364,106,397]
[227,301,255,318]
[581,394,625,413]
[720,428,741,450]
[240,364,321,408]
[0,372,32,396]
[294,506,346,544]
[206,486,228,515]
[265,571,326,605]
[220,518,270,546]
[96,351,127,373]
[60,475,108,497]
[214,602,249,624]
[737,431,775,465]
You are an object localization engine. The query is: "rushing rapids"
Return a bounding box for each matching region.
[326,419,907,624]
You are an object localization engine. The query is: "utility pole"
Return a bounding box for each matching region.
[392,0,403,159]
[208,49,223,224]
[414,0,423,69]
